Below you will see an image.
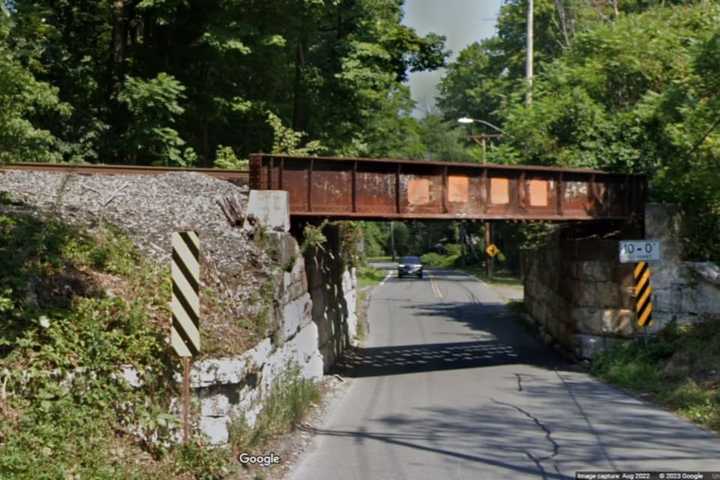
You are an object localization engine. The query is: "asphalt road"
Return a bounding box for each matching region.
[289,268,720,480]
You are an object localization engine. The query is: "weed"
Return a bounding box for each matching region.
[592,319,720,432]
[0,208,239,478]
[356,290,369,341]
[174,442,235,480]
[229,365,320,454]
[421,251,460,268]
[357,265,385,289]
[301,221,328,253]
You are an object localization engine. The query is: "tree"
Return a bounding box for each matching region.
[0,6,68,163]
[500,2,720,260]
[7,0,448,165]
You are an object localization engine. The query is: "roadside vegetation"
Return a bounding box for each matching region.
[229,366,320,457]
[357,265,386,289]
[0,198,324,479]
[592,320,720,432]
[0,201,226,478]
[421,243,522,286]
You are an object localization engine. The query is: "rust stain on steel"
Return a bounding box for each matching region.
[448,176,469,203]
[490,178,509,205]
[528,179,548,207]
[408,178,431,205]
[249,154,646,222]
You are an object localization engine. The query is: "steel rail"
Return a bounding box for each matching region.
[0,162,249,184]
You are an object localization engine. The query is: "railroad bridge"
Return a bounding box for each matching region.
[248,154,646,224]
[1,156,646,225]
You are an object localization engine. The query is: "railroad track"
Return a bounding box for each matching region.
[0,162,249,185]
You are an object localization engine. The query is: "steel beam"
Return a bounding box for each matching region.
[250,154,645,222]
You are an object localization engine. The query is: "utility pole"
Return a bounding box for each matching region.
[485,222,494,279]
[390,221,396,261]
[526,0,534,106]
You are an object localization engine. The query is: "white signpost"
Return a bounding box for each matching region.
[619,240,661,263]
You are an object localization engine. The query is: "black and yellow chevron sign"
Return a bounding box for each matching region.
[634,261,653,327]
[171,231,200,357]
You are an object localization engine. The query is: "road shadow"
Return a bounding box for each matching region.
[339,287,566,378]
[337,339,562,378]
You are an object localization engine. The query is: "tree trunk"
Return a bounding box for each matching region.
[292,39,307,132]
[110,0,128,94]
[554,0,571,48]
[203,121,210,167]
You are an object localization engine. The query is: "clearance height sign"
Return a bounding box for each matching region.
[619,240,661,328]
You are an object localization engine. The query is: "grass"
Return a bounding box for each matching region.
[420,251,461,268]
[357,264,386,289]
[367,256,392,262]
[356,290,369,342]
[229,366,320,453]
[591,319,720,432]
[420,248,522,287]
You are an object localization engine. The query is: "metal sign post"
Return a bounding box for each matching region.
[634,261,653,328]
[171,231,201,443]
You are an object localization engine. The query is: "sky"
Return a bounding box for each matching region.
[402,0,503,116]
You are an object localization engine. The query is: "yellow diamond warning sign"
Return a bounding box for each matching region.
[486,244,500,257]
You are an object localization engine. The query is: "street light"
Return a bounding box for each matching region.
[456,117,504,134]
[458,117,502,279]
[457,116,505,164]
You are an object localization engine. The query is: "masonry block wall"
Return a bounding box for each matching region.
[178,227,359,444]
[523,235,636,358]
[303,223,358,370]
[523,203,720,359]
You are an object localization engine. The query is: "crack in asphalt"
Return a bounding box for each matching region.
[492,399,562,479]
[553,368,618,471]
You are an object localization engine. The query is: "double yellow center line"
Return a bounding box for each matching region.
[430,275,444,299]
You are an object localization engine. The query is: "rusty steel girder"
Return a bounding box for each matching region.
[249,154,647,222]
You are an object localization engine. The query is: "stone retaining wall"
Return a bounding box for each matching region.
[189,232,324,444]
[304,223,358,370]
[186,209,359,444]
[523,203,720,359]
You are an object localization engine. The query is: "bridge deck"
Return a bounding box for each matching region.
[249,154,646,222]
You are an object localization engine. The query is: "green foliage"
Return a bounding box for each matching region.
[337,222,364,268]
[0,11,68,163]
[592,319,720,431]
[357,265,386,289]
[438,1,720,262]
[421,251,461,268]
[268,112,322,156]
[213,145,248,170]
[5,0,447,164]
[119,73,197,166]
[173,443,234,480]
[361,222,389,258]
[0,208,244,478]
[301,221,329,254]
[0,210,176,477]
